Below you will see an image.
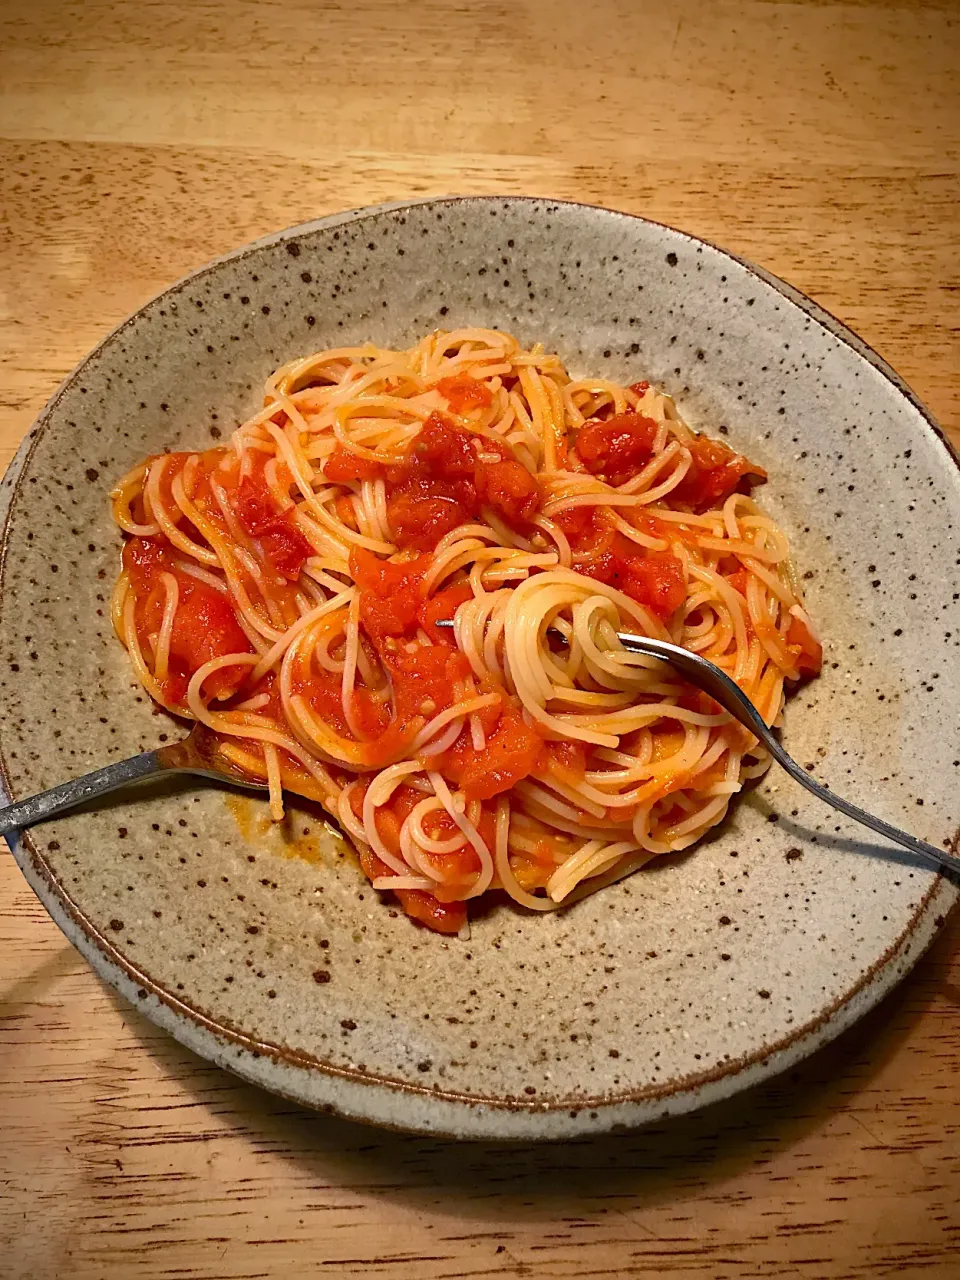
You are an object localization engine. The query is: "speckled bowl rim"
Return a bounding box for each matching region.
[1,196,956,1140]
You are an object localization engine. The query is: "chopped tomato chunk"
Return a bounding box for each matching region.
[615,553,687,620]
[380,412,540,545]
[395,891,467,934]
[786,614,822,677]
[260,523,311,580]
[324,446,385,483]
[456,704,544,800]
[388,493,469,550]
[555,511,686,619]
[406,412,477,477]
[543,739,587,786]
[122,533,253,703]
[351,786,468,933]
[436,374,493,414]
[349,547,429,641]
[475,458,542,524]
[418,583,474,644]
[227,471,310,579]
[576,413,658,485]
[382,643,469,728]
[294,628,388,741]
[672,434,767,512]
[168,588,251,697]
[234,476,283,536]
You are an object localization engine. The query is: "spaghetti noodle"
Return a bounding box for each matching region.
[110,328,821,935]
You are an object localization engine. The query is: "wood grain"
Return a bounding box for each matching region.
[1,1,959,1275]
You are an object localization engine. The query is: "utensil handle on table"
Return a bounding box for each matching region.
[0,751,164,838]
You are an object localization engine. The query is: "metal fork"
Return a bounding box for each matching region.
[439,620,960,876]
[0,724,267,839]
[0,632,956,878]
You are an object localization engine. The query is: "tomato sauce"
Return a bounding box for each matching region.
[231,470,312,580]
[122,533,253,705]
[122,401,801,935]
[786,614,823,677]
[575,412,658,486]
[435,374,494,414]
[669,434,767,512]
[323,412,545,552]
[574,413,766,513]
[554,507,686,620]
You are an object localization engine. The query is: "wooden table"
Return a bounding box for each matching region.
[2,2,959,1275]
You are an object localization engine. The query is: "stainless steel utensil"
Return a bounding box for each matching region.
[0,724,266,838]
[1,628,955,879]
[441,620,960,877]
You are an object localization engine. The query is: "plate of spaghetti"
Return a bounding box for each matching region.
[110,330,821,935]
[1,198,956,1138]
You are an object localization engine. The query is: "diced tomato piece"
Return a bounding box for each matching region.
[671,435,767,512]
[555,503,607,545]
[407,412,477,477]
[786,614,822,677]
[396,891,466,934]
[358,583,422,643]
[418,583,474,644]
[260,523,311,580]
[227,471,311,578]
[575,412,658,485]
[168,584,252,699]
[614,553,686,619]
[558,510,685,618]
[432,675,505,780]
[727,567,750,596]
[380,413,540,546]
[350,545,416,595]
[350,547,430,641]
[456,704,544,800]
[324,445,385,483]
[556,507,619,582]
[629,381,650,396]
[234,476,284,536]
[369,783,424,856]
[382,414,482,541]
[511,842,561,892]
[382,643,469,729]
[428,845,484,893]
[436,375,493,414]
[543,739,587,786]
[122,532,172,589]
[122,533,253,703]
[297,641,386,740]
[159,669,190,706]
[475,458,542,525]
[388,493,469,550]
[353,785,469,933]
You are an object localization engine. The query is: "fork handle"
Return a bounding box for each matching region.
[765,736,960,877]
[0,751,164,839]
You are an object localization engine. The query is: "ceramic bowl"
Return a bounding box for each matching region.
[1,197,957,1139]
